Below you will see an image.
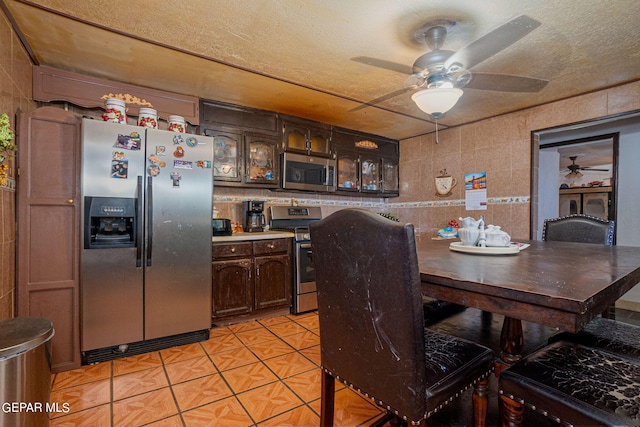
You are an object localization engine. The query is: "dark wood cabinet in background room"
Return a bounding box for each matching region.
[212,239,292,320]
[559,186,612,219]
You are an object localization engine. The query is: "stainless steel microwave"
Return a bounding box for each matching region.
[281,152,336,192]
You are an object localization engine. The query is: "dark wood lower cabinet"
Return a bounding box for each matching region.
[212,259,253,318]
[255,254,291,310]
[212,238,292,320]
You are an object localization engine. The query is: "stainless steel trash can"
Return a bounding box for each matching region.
[0,317,54,427]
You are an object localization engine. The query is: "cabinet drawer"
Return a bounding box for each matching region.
[212,242,253,259]
[253,239,290,256]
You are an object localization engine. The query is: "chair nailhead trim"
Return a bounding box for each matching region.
[325,366,494,425]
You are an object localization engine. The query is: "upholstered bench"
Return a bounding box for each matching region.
[548,316,640,358]
[499,340,640,427]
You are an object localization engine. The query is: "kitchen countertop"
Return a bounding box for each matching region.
[559,185,612,194]
[212,231,294,242]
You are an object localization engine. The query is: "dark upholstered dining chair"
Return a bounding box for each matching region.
[499,213,640,426]
[309,208,495,427]
[542,214,614,245]
[499,340,640,427]
[543,213,615,317]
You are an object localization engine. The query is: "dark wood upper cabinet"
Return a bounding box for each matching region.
[281,116,331,157]
[200,99,399,196]
[201,101,280,188]
[332,127,399,197]
[201,100,278,133]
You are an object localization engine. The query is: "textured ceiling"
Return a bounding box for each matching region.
[4,0,640,140]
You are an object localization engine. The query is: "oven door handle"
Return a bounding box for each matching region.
[300,243,312,249]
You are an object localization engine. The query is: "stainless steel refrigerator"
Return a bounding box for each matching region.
[80,119,213,353]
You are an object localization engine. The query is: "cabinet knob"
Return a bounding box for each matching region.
[267,243,275,249]
[230,247,236,253]
[67,199,74,204]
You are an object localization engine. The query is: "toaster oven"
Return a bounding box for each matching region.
[212,218,233,236]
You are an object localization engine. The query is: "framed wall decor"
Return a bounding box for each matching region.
[435,169,457,196]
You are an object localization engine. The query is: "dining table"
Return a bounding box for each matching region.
[416,238,640,365]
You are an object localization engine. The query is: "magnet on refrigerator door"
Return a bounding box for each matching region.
[111,160,128,179]
[111,151,128,179]
[114,133,141,150]
[196,160,212,169]
[173,160,192,169]
[170,172,181,187]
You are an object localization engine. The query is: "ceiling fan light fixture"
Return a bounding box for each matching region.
[565,170,583,180]
[411,87,463,116]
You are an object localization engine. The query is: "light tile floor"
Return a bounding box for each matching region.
[49,312,388,427]
[52,307,640,426]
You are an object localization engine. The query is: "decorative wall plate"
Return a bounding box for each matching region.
[435,169,457,196]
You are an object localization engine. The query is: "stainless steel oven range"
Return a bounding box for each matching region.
[268,206,322,314]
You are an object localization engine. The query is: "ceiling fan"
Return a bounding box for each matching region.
[565,156,610,174]
[351,15,549,115]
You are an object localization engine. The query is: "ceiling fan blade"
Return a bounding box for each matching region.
[349,87,412,112]
[351,56,414,75]
[465,72,549,92]
[444,15,541,71]
[581,167,610,171]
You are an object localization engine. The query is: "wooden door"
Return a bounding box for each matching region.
[17,107,81,372]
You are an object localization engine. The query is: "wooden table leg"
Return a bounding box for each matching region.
[500,316,523,365]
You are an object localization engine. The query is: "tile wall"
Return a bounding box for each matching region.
[0,7,37,320]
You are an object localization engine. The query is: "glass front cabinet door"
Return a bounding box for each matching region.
[282,123,308,153]
[360,156,380,193]
[381,156,399,196]
[308,127,331,156]
[282,118,331,157]
[337,152,359,192]
[206,129,242,183]
[244,134,279,187]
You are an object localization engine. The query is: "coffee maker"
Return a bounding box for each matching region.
[242,200,266,232]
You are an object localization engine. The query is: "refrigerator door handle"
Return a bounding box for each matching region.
[136,176,143,267]
[146,176,153,267]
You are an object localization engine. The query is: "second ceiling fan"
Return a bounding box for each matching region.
[565,156,610,173]
[351,15,549,115]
